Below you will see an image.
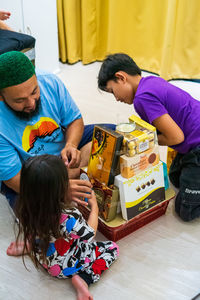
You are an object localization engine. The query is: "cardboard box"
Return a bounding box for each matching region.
[114,161,165,220]
[87,125,123,185]
[167,147,178,173]
[80,169,119,222]
[91,178,119,222]
[129,114,157,134]
[120,144,160,178]
[79,188,176,241]
[161,161,169,190]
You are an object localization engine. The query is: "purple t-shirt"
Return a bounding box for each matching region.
[134,76,200,153]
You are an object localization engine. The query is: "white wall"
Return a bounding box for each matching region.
[1,0,60,73]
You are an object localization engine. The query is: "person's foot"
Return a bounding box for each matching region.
[72,275,93,300]
[7,241,30,256]
[0,10,11,21]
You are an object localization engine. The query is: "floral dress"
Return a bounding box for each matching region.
[37,207,119,285]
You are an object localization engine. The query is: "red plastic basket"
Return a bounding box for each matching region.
[79,189,175,242]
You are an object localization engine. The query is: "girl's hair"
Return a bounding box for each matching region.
[15,154,69,267]
[98,53,141,91]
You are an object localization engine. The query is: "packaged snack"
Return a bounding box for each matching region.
[120,144,160,178]
[167,147,178,173]
[87,125,123,185]
[161,161,169,190]
[80,169,119,222]
[115,161,165,220]
[116,115,158,157]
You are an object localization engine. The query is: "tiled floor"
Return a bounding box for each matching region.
[0,61,200,300]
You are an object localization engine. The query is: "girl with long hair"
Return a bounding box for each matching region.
[7,154,119,300]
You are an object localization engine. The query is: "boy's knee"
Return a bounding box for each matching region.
[176,206,193,222]
[175,191,200,222]
[168,156,182,188]
[169,172,180,188]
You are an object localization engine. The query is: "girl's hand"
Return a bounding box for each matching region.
[88,191,98,211]
[87,191,99,234]
[68,179,92,206]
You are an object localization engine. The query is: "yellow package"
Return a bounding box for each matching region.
[116,115,158,157]
[167,147,178,173]
[120,144,160,179]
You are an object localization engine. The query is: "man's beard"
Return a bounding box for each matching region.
[4,97,41,121]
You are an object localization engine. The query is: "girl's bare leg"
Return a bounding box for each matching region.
[72,275,93,300]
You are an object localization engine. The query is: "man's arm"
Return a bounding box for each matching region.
[153,114,184,146]
[3,170,21,193]
[61,118,84,168]
[60,117,94,205]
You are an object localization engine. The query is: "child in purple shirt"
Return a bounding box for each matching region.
[98,53,200,222]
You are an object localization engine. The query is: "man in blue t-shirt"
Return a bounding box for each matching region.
[98,53,200,222]
[0,51,115,208]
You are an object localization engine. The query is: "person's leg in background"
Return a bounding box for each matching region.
[0,10,12,30]
[169,153,183,189]
[169,148,200,221]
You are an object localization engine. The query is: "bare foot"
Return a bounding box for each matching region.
[7,241,30,256]
[72,275,93,300]
[0,10,11,21]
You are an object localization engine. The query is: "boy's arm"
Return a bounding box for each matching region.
[153,114,184,146]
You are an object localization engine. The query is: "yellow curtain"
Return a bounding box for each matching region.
[57,0,200,80]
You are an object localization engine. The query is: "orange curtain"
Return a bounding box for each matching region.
[57,0,200,80]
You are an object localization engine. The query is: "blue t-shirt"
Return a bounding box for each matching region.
[134,76,200,154]
[0,70,82,181]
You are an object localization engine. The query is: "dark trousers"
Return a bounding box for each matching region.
[1,123,116,209]
[169,147,200,221]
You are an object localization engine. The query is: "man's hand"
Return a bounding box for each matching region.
[68,179,92,206]
[63,118,84,168]
[61,143,81,168]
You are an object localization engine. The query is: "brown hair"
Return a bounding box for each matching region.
[15,154,69,267]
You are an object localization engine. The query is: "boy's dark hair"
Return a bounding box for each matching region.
[98,53,141,91]
[15,154,69,267]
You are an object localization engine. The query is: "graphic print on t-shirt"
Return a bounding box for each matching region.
[22,117,59,152]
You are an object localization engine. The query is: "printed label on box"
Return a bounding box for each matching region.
[80,169,119,222]
[120,145,160,179]
[87,125,123,185]
[115,161,165,220]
